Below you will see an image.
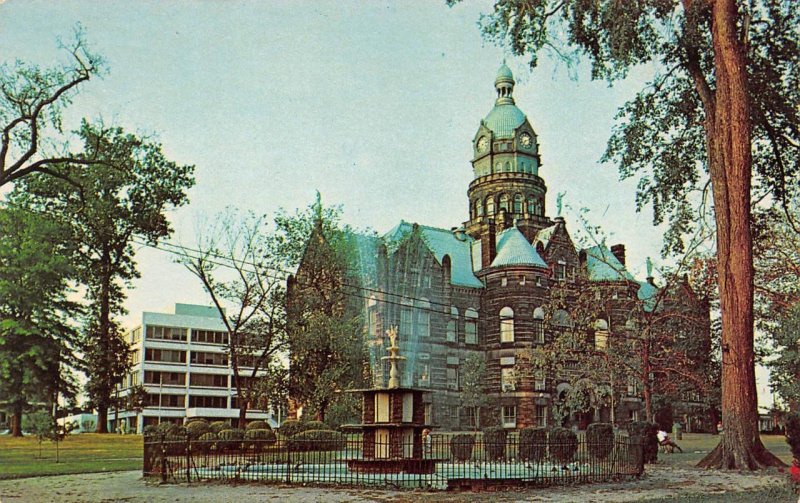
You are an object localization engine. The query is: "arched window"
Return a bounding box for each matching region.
[495,162,502,173]
[505,161,511,172]
[594,319,609,350]
[514,193,523,214]
[499,194,510,212]
[400,299,414,338]
[527,196,536,216]
[447,306,459,342]
[532,307,545,343]
[465,308,479,344]
[475,199,483,217]
[500,307,514,343]
[368,296,379,337]
[486,197,495,216]
[416,299,431,337]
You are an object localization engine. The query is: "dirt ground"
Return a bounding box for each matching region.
[0,466,795,503]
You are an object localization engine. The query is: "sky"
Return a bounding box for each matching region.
[0,0,774,408]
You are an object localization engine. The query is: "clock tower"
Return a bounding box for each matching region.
[464,62,550,245]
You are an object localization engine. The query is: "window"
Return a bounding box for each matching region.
[446,367,459,390]
[465,309,478,344]
[145,393,185,408]
[130,349,140,365]
[449,405,460,424]
[627,375,639,396]
[400,302,413,338]
[514,193,523,214]
[533,307,545,343]
[446,320,457,342]
[499,194,510,212]
[191,329,228,345]
[502,405,517,428]
[594,319,609,350]
[418,363,430,387]
[463,406,478,429]
[190,351,228,366]
[131,327,142,344]
[486,197,495,216]
[424,404,433,425]
[144,371,185,385]
[504,161,511,172]
[534,371,546,391]
[556,260,567,280]
[144,348,186,364]
[527,196,536,216]
[475,200,483,217]
[375,393,390,422]
[535,405,548,427]
[499,307,514,342]
[188,395,227,409]
[501,367,516,392]
[416,299,431,337]
[146,325,187,342]
[189,373,228,388]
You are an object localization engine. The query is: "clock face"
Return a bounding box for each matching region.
[477,136,488,153]
[520,133,532,148]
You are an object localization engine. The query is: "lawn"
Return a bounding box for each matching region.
[0,433,143,479]
[657,433,793,468]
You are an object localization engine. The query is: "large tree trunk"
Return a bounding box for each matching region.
[697,0,783,469]
[642,340,653,422]
[95,255,112,434]
[10,404,23,437]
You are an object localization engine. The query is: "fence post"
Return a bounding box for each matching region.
[286,437,292,484]
[160,435,167,484]
[186,434,191,483]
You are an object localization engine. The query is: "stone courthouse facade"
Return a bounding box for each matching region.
[288,63,710,431]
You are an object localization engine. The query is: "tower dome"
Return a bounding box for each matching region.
[483,62,526,139]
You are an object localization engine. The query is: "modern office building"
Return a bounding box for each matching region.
[112,303,274,433]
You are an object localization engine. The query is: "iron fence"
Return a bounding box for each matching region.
[143,433,643,490]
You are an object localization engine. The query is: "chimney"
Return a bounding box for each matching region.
[481,220,497,268]
[610,244,626,266]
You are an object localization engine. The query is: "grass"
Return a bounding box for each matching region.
[657,433,793,468]
[0,433,142,479]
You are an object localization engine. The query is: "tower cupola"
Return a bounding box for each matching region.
[494,60,515,105]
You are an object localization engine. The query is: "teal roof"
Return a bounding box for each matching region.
[584,244,635,282]
[496,62,514,83]
[491,228,548,268]
[637,281,658,312]
[383,221,484,289]
[534,224,558,249]
[483,104,527,139]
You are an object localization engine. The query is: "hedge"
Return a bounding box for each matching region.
[196,432,218,454]
[519,427,548,462]
[785,413,800,459]
[450,434,476,461]
[245,420,271,431]
[303,420,327,431]
[209,420,230,435]
[628,421,658,463]
[186,420,211,439]
[278,420,306,438]
[586,422,614,460]
[245,428,277,452]
[218,428,245,451]
[482,426,507,460]
[287,429,346,452]
[549,427,578,464]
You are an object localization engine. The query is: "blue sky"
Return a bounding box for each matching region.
[0,1,774,406]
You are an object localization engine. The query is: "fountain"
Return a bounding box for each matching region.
[346,326,437,474]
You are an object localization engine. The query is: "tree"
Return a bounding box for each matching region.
[0,204,79,437]
[284,198,366,422]
[767,305,800,409]
[0,26,106,188]
[459,353,494,430]
[15,121,195,432]
[181,209,287,428]
[451,0,798,469]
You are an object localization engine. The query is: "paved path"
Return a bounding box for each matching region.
[0,466,791,502]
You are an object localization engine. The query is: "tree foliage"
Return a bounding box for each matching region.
[181,208,287,428]
[0,204,79,436]
[459,353,494,430]
[0,25,106,188]
[14,121,194,432]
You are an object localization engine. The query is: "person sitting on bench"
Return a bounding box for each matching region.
[657,430,683,453]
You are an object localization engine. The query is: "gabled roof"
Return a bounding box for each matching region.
[490,227,548,268]
[534,224,559,249]
[583,244,635,282]
[383,221,483,289]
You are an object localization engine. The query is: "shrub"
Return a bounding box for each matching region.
[287,429,346,452]
[186,420,211,439]
[185,418,208,426]
[519,427,548,462]
[549,427,578,464]
[209,421,229,435]
[245,428,277,452]
[218,428,245,451]
[303,420,327,431]
[785,413,800,460]
[586,422,614,460]
[450,434,476,461]
[155,421,182,435]
[482,426,507,460]
[278,420,306,438]
[143,424,159,438]
[246,420,270,431]
[628,421,658,463]
[195,432,218,454]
